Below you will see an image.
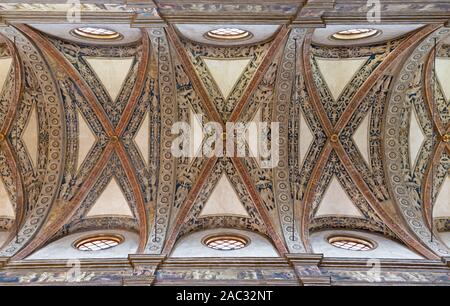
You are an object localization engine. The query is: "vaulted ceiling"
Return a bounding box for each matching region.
[0,0,448,261]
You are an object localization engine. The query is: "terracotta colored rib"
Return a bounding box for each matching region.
[300,29,334,252]
[424,42,446,136]
[228,25,289,122]
[422,142,445,230]
[0,140,25,249]
[300,143,333,252]
[302,30,334,137]
[116,29,150,136]
[17,24,115,136]
[162,26,291,255]
[232,157,288,254]
[13,25,150,259]
[0,35,25,248]
[334,142,438,259]
[302,27,439,259]
[113,29,150,252]
[335,24,441,132]
[116,142,148,253]
[14,143,115,260]
[162,157,218,254]
[1,37,23,134]
[166,25,223,125]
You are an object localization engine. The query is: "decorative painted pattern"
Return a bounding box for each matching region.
[0,26,64,257]
[146,28,177,254]
[384,26,450,256]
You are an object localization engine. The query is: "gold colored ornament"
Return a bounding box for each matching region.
[330,134,339,143]
[443,133,450,143]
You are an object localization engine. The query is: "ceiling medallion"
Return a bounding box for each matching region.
[330,28,381,41]
[110,135,120,143]
[202,234,249,251]
[443,133,450,143]
[71,27,123,41]
[204,28,253,41]
[330,134,339,143]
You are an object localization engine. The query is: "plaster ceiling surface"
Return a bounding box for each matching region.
[175,24,281,46]
[315,176,364,218]
[22,104,39,169]
[199,174,250,218]
[310,230,424,259]
[84,57,134,101]
[315,57,368,101]
[312,24,425,46]
[134,111,150,166]
[434,176,450,218]
[440,232,450,249]
[171,228,279,258]
[77,110,97,172]
[0,178,14,219]
[86,177,134,218]
[0,1,448,265]
[298,107,314,167]
[409,107,425,168]
[29,24,142,46]
[202,57,252,99]
[435,58,450,101]
[0,58,12,92]
[27,229,139,259]
[0,232,8,248]
[352,110,371,169]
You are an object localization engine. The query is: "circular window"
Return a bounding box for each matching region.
[71,27,122,41]
[328,235,375,251]
[330,28,380,41]
[203,234,249,251]
[205,28,252,41]
[74,234,123,251]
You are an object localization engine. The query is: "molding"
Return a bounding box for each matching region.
[0,257,9,268]
[128,254,166,266]
[322,257,448,270]
[285,253,324,265]
[442,257,450,268]
[123,254,166,286]
[162,257,290,268]
[3,1,450,25]
[285,253,331,286]
[292,0,335,27]
[5,258,131,270]
[0,255,448,285]
[131,14,166,28]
